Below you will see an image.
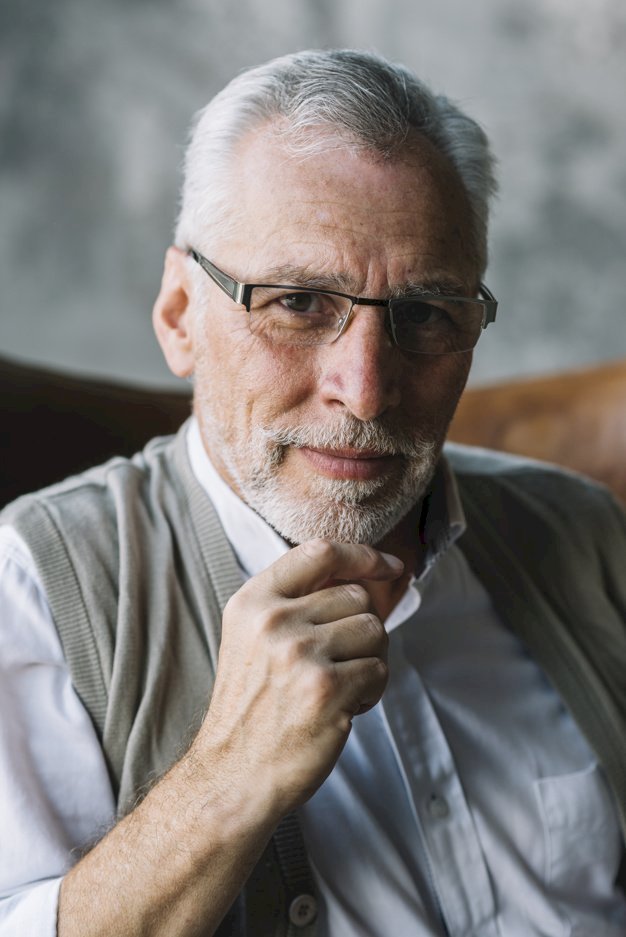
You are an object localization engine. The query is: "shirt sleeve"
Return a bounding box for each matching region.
[0,880,62,937]
[0,526,116,936]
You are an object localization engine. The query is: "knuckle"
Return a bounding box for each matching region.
[222,590,252,634]
[301,665,337,710]
[363,610,381,632]
[232,576,269,611]
[299,538,337,563]
[355,660,389,706]
[360,543,380,563]
[357,543,379,567]
[376,655,389,678]
[223,585,248,614]
[273,632,313,669]
[362,653,388,683]
[335,711,354,736]
[364,612,387,644]
[343,582,369,607]
[372,656,390,687]
[254,604,288,635]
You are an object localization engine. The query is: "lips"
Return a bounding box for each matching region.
[297,445,398,480]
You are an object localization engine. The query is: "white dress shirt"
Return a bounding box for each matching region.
[1,418,625,936]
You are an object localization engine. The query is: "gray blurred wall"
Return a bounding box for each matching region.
[1,0,625,388]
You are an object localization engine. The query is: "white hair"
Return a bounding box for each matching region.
[175,49,497,274]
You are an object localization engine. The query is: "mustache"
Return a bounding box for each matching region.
[261,418,435,459]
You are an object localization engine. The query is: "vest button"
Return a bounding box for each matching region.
[289,894,318,927]
[427,794,450,820]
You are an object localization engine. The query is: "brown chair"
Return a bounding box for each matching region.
[449,359,626,505]
[2,354,625,508]
[0,355,191,508]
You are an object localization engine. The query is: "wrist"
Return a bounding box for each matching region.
[180,730,286,841]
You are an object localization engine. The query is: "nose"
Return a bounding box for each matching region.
[318,304,403,422]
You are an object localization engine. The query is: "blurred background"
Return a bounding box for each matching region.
[1,0,625,388]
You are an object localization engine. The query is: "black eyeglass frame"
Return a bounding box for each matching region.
[187,248,498,352]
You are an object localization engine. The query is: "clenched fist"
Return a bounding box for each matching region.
[194,539,404,819]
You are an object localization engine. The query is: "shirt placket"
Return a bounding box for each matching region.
[380,629,501,937]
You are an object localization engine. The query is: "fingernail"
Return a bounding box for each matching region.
[379,552,404,571]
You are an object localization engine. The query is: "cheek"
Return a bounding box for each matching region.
[402,353,472,422]
[245,346,320,427]
[195,326,318,430]
[436,353,472,398]
[192,321,250,433]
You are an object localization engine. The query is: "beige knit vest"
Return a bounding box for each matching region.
[5,424,626,933]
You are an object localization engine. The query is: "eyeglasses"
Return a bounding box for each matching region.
[187,248,497,355]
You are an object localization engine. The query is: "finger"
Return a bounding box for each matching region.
[265,539,404,599]
[314,613,388,663]
[331,655,389,716]
[288,581,372,626]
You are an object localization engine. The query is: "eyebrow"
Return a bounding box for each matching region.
[254,264,358,293]
[391,277,469,298]
[252,265,469,298]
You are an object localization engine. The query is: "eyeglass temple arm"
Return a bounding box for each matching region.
[188,248,498,327]
[187,249,246,304]
[479,282,498,326]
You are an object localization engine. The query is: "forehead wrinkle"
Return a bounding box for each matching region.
[250,238,471,296]
[254,222,423,274]
[249,263,468,300]
[296,205,426,231]
[284,186,427,218]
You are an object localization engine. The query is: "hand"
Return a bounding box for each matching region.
[194,539,404,816]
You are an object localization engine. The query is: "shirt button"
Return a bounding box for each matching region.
[427,794,450,820]
[289,894,318,927]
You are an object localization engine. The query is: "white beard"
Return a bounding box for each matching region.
[201,412,438,545]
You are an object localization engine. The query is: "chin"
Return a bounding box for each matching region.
[245,454,438,545]
[196,403,442,543]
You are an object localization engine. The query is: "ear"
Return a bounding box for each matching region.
[152,246,196,378]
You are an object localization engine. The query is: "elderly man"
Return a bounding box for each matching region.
[2,49,626,937]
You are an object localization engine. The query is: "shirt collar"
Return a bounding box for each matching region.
[417,456,466,580]
[187,417,289,577]
[186,416,466,582]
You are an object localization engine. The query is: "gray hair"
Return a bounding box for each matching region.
[175,49,497,274]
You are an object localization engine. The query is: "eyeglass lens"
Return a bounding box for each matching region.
[247,287,484,354]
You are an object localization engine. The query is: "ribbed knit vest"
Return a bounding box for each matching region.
[4,423,626,934]
[3,424,317,935]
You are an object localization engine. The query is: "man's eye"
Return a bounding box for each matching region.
[399,300,448,325]
[279,292,326,314]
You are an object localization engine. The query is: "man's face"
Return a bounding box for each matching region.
[189,126,479,546]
